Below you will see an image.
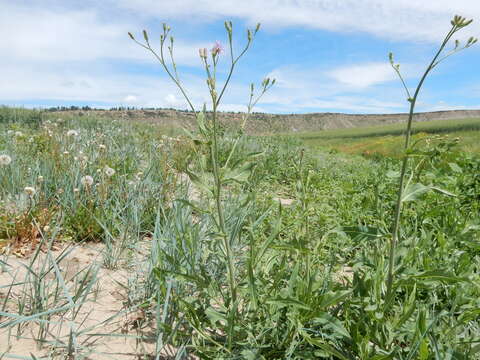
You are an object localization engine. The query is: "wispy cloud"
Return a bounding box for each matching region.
[328,63,397,89]
[260,65,407,113]
[0,2,206,66]
[115,0,480,42]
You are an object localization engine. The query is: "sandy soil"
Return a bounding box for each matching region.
[0,242,174,359]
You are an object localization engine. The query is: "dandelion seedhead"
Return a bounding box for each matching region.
[81,175,94,187]
[104,166,116,177]
[67,129,79,137]
[0,154,12,166]
[24,186,36,197]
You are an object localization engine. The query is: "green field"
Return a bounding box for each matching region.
[1,108,480,358]
[296,117,480,156]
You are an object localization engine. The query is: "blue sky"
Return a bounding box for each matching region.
[1,0,479,114]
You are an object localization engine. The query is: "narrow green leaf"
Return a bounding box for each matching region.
[411,270,468,283]
[318,290,352,309]
[430,186,456,197]
[313,312,351,339]
[266,297,311,310]
[402,183,430,202]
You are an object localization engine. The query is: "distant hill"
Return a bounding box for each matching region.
[56,109,480,134]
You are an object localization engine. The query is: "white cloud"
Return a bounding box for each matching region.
[0,2,205,66]
[115,0,480,42]
[416,101,480,112]
[260,65,408,113]
[328,63,396,88]
[123,95,139,104]
[217,103,266,112]
[163,94,184,108]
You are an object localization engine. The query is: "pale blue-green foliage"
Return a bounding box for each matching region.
[0,113,177,244]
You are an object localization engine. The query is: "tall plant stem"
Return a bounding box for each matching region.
[386,25,461,297]
[210,98,237,350]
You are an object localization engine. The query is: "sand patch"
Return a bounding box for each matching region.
[0,242,189,359]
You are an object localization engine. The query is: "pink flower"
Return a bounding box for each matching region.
[211,41,224,56]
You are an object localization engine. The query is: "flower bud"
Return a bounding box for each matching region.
[224,21,232,34]
[143,30,149,42]
[388,52,394,64]
[467,36,477,46]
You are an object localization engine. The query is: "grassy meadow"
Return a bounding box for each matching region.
[298,117,480,156]
[0,106,479,359]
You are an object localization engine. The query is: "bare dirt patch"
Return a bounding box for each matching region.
[0,242,181,359]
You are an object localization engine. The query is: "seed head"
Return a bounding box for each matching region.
[0,154,12,166]
[24,186,36,197]
[104,166,116,177]
[81,175,94,187]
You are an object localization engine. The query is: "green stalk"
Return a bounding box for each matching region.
[129,22,274,353]
[211,98,237,350]
[386,19,474,297]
